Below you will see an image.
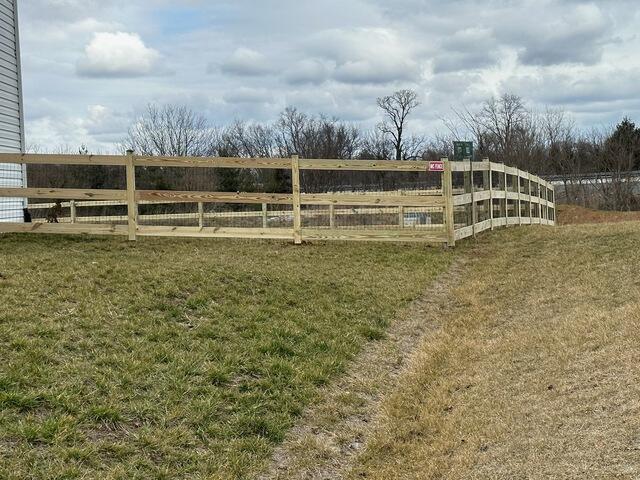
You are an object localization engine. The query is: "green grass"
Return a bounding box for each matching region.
[0,235,452,479]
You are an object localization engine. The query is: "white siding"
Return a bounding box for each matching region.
[0,0,24,223]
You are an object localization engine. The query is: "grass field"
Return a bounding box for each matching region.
[347,220,640,479]
[3,211,638,479]
[0,235,452,479]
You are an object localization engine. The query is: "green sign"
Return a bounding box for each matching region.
[454,141,474,161]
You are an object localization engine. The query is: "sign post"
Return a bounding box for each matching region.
[453,141,474,161]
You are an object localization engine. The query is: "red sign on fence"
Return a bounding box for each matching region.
[428,161,445,172]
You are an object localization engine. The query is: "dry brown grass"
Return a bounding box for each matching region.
[346,222,640,479]
[558,203,640,225]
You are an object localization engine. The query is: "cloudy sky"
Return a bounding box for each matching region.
[19,0,640,153]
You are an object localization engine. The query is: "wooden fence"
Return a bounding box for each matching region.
[0,153,555,246]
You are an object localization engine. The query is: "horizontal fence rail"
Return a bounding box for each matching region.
[0,154,555,245]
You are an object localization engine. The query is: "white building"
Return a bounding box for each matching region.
[0,0,25,223]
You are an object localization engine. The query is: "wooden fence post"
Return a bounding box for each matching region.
[503,168,509,226]
[125,149,137,241]
[443,158,455,247]
[527,173,533,225]
[291,155,302,244]
[262,203,268,229]
[517,170,522,226]
[398,190,405,228]
[539,180,544,223]
[70,200,76,224]
[551,184,556,225]
[198,202,204,229]
[329,204,335,229]
[469,159,476,238]
[488,161,494,231]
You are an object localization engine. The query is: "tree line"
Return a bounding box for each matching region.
[27,90,640,210]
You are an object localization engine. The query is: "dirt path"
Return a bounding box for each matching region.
[259,259,469,479]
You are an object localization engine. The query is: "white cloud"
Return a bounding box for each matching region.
[304,28,422,85]
[77,32,162,78]
[223,87,275,105]
[218,48,274,76]
[284,60,330,85]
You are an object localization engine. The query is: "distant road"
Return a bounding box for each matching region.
[544,171,640,186]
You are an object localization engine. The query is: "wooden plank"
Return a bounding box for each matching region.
[329,204,335,228]
[27,200,126,209]
[300,193,445,207]
[0,222,127,236]
[134,155,291,170]
[298,158,433,172]
[451,161,471,172]
[474,190,491,202]
[0,150,470,180]
[137,226,294,240]
[26,188,445,210]
[453,193,472,206]
[136,190,294,205]
[125,151,137,241]
[506,192,520,201]
[492,190,506,200]
[443,159,455,247]
[0,187,126,201]
[0,153,127,166]
[471,161,491,171]
[475,219,492,234]
[291,155,302,244]
[198,202,205,229]
[490,162,505,173]
[301,228,447,244]
[133,155,436,172]
[455,225,474,241]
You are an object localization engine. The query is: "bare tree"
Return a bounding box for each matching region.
[448,94,542,169]
[377,89,420,160]
[124,104,217,157]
